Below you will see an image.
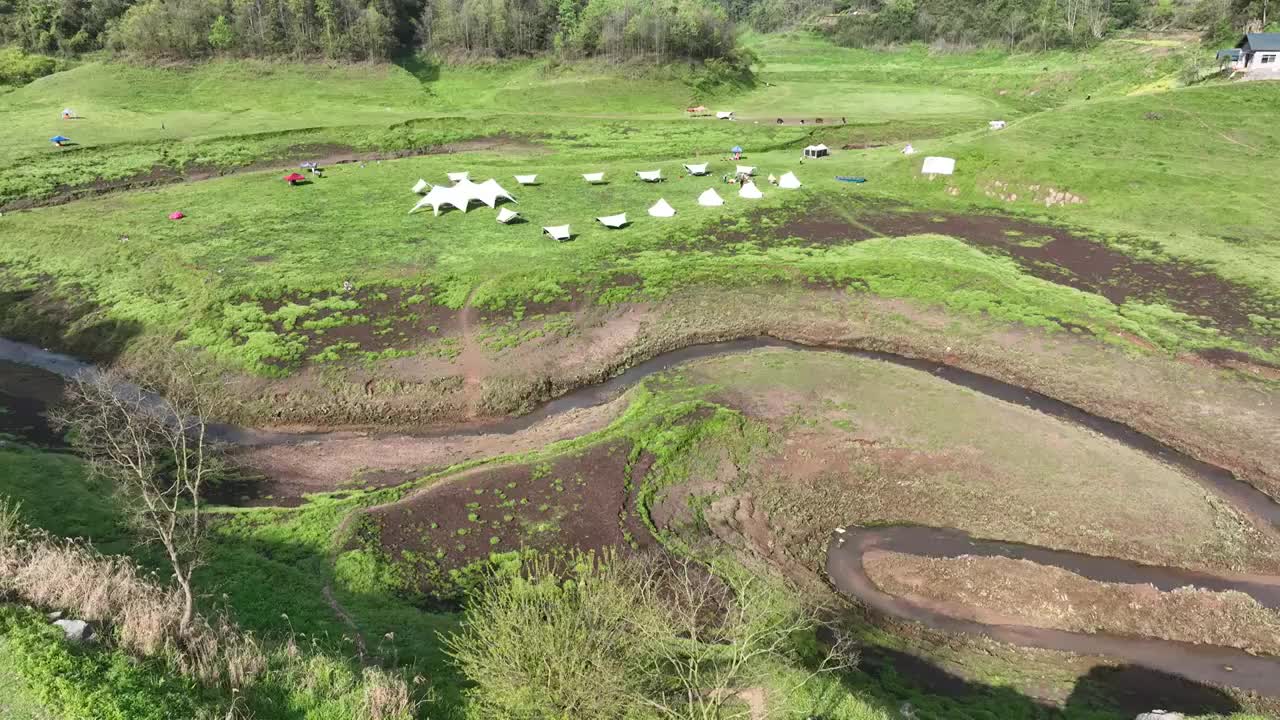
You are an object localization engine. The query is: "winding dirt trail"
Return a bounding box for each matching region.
[5,334,1280,693]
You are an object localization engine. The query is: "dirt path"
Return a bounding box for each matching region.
[454,284,491,419]
[322,584,371,664]
[826,527,1280,696]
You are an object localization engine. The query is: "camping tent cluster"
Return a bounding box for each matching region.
[408,161,805,239]
[410,176,516,215]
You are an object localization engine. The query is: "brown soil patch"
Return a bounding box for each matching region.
[864,551,1280,656]
[1198,348,1280,381]
[245,284,461,368]
[365,439,655,596]
[859,211,1276,338]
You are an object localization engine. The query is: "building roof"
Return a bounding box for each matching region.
[1238,33,1280,52]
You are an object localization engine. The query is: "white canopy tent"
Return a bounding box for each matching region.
[411,178,429,194]
[408,178,517,216]
[778,171,802,189]
[735,165,756,176]
[648,199,676,218]
[921,156,956,175]
[739,182,763,199]
[803,144,830,159]
[583,172,606,184]
[698,188,725,207]
[496,208,520,224]
[636,170,663,182]
[683,163,710,176]
[543,225,572,241]
[716,111,735,120]
[447,171,470,183]
[514,174,538,185]
[596,213,628,228]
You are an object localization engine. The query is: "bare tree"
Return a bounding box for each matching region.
[52,356,224,636]
[631,557,857,720]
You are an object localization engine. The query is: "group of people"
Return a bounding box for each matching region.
[775,117,847,125]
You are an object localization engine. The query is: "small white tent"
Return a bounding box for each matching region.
[583,172,606,184]
[544,225,572,241]
[803,144,830,159]
[447,171,470,183]
[683,163,710,176]
[778,172,801,189]
[735,165,756,177]
[716,111,735,120]
[698,188,725,207]
[739,182,763,199]
[921,156,956,175]
[515,174,538,185]
[596,213,628,228]
[496,208,520,224]
[902,144,917,155]
[636,170,663,182]
[648,199,676,217]
[412,178,429,194]
[989,120,1007,130]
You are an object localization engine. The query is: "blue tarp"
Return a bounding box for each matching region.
[836,176,867,183]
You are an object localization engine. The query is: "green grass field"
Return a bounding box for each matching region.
[1,28,1279,720]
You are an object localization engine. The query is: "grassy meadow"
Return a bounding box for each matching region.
[2,27,1280,720]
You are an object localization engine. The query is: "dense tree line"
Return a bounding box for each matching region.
[821,0,1273,48]
[0,0,746,61]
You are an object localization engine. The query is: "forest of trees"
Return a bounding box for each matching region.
[0,0,747,61]
[0,0,1272,61]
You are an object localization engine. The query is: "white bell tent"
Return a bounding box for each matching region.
[698,188,725,207]
[739,182,763,199]
[683,163,710,176]
[496,208,520,224]
[583,172,606,184]
[778,172,802,189]
[735,165,756,176]
[636,170,663,182]
[648,199,676,217]
[514,174,538,185]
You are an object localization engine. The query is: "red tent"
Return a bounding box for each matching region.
[284,172,306,184]
[168,211,184,220]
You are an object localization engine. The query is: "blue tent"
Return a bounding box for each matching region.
[731,145,743,153]
[50,135,70,144]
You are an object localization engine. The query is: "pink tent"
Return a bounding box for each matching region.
[169,211,185,220]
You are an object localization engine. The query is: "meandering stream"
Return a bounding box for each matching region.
[4,334,1279,694]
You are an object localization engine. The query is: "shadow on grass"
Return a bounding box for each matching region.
[0,284,144,366]
[821,645,1244,720]
[394,55,441,86]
